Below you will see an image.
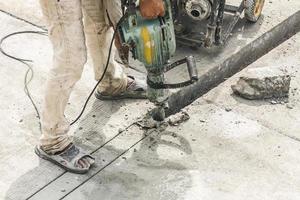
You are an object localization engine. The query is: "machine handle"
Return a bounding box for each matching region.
[186,56,198,82]
[147,55,199,89]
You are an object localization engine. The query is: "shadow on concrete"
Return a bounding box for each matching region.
[133,130,192,170]
[82,129,193,200]
[72,99,126,150]
[166,14,265,85]
[4,99,124,200]
[227,15,265,52]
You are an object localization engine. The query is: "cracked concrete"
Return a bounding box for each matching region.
[0,0,300,200]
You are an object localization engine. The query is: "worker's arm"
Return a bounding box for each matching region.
[139,0,165,19]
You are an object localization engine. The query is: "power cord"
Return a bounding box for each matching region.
[71,12,127,125]
[70,28,117,125]
[0,30,47,131]
[0,13,127,130]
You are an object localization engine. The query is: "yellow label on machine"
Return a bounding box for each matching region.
[141,27,153,65]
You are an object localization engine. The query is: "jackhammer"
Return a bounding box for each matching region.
[117,0,199,121]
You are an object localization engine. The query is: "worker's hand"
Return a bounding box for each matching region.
[139,0,165,19]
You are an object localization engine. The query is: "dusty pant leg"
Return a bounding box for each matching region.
[82,0,127,95]
[39,0,87,154]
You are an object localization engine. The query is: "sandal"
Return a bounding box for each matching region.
[35,144,95,174]
[95,76,148,100]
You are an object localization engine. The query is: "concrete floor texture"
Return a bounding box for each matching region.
[0,0,299,200]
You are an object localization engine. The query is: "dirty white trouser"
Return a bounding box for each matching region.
[39,0,127,154]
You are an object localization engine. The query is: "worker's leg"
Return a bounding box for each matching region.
[39,0,87,154]
[38,0,94,173]
[82,0,127,95]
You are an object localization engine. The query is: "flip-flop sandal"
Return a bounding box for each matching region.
[35,144,95,174]
[95,76,148,100]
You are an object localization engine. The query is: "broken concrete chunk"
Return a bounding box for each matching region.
[168,111,190,126]
[231,67,291,100]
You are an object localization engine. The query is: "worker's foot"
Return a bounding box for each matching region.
[35,143,95,174]
[95,76,147,100]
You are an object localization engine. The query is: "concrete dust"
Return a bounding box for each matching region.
[136,110,190,129]
[136,115,164,129]
[167,111,190,126]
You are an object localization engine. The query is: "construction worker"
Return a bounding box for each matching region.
[35,0,165,174]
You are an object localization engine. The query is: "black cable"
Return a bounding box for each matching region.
[0,9,47,31]
[0,31,48,131]
[69,30,117,125]
[70,13,127,125]
[59,130,152,200]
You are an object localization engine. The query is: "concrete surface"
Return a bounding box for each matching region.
[29,33,300,200]
[0,0,44,27]
[0,0,299,200]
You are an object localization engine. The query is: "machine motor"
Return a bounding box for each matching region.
[183,0,213,21]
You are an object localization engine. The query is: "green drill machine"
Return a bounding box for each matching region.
[117,0,199,121]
